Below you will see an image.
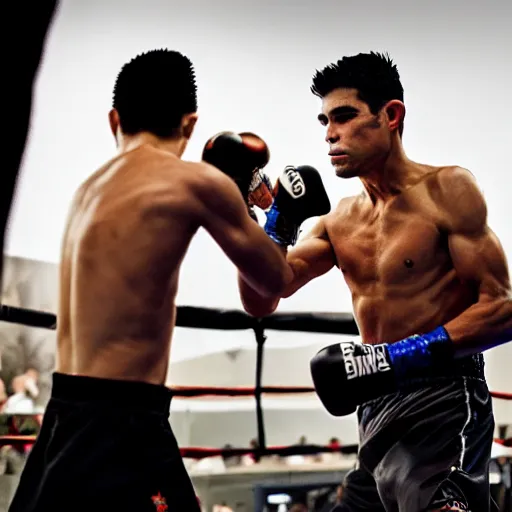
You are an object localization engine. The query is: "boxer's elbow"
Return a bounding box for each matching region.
[238,275,282,317]
[492,293,512,338]
[238,261,294,316]
[464,293,512,350]
[273,263,295,296]
[242,295,280,318]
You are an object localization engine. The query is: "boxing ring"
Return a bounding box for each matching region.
[0,303,510,510]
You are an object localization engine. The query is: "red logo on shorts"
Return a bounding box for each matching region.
[151,492,168,512]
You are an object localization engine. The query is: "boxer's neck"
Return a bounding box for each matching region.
[359,141,423,206]
[117,132,186,158]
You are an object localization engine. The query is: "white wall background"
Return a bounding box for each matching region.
[3,0,512,445]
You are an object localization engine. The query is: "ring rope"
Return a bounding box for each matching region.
[0,435,509,457]
[171,385,316,397]
[0,435,351,457]
[169,385,512,401]
[0,303,359,334]
[0,303,510,457]
[0,302,356,455]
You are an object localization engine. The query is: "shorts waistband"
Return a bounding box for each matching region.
[403,353,486,383]
[50,372,173,414]
[436,352,485,379]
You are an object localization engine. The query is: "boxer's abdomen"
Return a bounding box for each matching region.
[329,181,478,345]
[353,278,475,344]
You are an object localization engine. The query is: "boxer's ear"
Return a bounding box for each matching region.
[181,113,198,140]
[384,100,405,135]
[108,108,120,140]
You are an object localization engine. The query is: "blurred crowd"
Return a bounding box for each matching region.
[0,368,44,476]
[194,434,511,512]
[188,436,348,474]
[211,479,345,512]
[0,369,42,415]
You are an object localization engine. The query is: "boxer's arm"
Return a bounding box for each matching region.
[311,170,512,417]
[198,166,293,298]
[238,216,337,317]
[438,168,512,355]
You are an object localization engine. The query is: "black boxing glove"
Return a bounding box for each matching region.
[202,131,273,211]
[264,165,331,246]
[310,342,396,416]
[310,327,454,416]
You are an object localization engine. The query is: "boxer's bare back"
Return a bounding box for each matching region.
[56,145,288,384]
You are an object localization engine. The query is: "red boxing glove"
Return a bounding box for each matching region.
[202,131,272,211]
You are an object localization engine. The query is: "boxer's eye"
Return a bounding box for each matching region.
[334,113,356,124]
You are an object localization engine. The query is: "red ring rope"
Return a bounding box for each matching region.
[490,390,512,400]
[0,435,509,456]
[170,385,315,397]
[169,386,512,399]
[0,436,358,457]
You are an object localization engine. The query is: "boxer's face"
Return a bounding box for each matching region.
[318,88,402,178]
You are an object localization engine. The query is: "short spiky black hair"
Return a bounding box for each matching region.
[112,49,197,138]
[311,52,404,115]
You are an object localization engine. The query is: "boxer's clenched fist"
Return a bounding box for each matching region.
[264,165,331,246]
[202,131,273,212]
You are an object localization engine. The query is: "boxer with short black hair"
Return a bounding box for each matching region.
[238,52,512,511]
[9,49,293,512]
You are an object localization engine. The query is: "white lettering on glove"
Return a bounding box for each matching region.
[341,343,392,380]
[281,166,306,198]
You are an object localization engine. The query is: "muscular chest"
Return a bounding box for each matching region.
[330,202,444,290]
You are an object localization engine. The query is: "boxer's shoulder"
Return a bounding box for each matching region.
[426,166,487,232]
[330,194,365,219]
[426,165,478,193]
[186,160,246,199]
[322,194,370,240]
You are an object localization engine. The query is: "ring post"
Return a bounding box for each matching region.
[253,319,267,460]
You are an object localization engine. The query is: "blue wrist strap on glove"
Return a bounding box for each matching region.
[386,326,454,382]
[264,203,299,246]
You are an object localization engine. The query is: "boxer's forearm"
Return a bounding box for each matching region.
[238,274,282,317]
[444,294,512,356]
[238,244,292,316]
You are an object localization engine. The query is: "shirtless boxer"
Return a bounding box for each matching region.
[8,49,293,512]
[238,52,512,511]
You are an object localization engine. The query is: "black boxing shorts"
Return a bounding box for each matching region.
[8,373,201,512]
[333,354,497,512]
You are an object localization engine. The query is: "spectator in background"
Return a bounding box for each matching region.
[320,437,343,464]
[286,436,309,466]
[0,378,7,411]
[212,504,233,512]
[3,368,40,414]
[335,482,344,504]
[490,456,511,511]
[242,438,259,466]
[221,443,241,468]
[288,503,308,512]
[328,437,341,450]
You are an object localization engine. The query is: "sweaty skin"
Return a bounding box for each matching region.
[240,88,512,355]
[240,164,511,350]
[56,144,290,385]
[321,166,483,344]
